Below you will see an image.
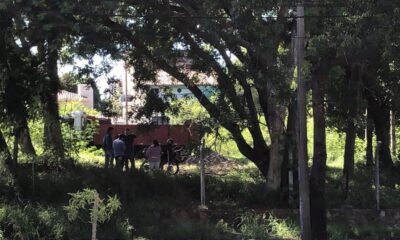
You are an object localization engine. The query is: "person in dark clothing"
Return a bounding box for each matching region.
[124,128,137,171]
[161,138,176,169]
[165,138,175,163]
[103,127,114,168]
[113,134,126,170]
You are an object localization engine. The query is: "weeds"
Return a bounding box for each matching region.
[238,211,300,240]
[328,222,400,240]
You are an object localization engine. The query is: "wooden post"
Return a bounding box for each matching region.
[91,192,100,240]
[375,141,381,211]
[288,146,294,206]
[199,137,206,207]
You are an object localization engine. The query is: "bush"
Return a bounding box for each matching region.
[237,211,299,240]
[0,204,67,240]
[328,222,400,240]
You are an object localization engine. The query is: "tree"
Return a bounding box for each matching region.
[0,0,70,161]
[99,77,123,121]
[78,0,296,190]
[0,1,42,161]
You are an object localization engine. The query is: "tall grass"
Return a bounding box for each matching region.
[238,211,300,240]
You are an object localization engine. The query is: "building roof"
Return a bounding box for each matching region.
[140,57,217,86]
[152,70,217,86]
[58,90,87,102]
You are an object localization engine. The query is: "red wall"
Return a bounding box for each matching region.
[93,124,200,146]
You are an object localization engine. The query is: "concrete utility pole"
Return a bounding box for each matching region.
[375,141,381,211]
[124,64,129,125]
[390,110,397,159]
[199,137,206,207]
[296,1,312,240]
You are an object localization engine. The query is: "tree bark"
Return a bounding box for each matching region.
[12,128,20,166]
[365,109,374,166]
[343,64,361,197]
[18,119,36,156]
[343,122,356,198]
[310,71,328,240]
[368,100,393,169]
[282,99,298,203]
[0,130,22,196]
[267,118,286,191]
[40,42,65,161]
[252,152,270,179]
[0,130,13,169]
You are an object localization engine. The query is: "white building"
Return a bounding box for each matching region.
[114,59,217,125]
[58,84,94,109]
[77,84,94,109]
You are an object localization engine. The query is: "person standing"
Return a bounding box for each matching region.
[102,127,114,168]
[165,138,175,164]
[124,128,137,171]
[113,134,126,170]
[161,138,175,170]
[146,140,162,171]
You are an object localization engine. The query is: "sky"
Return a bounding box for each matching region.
[59,55,126,96]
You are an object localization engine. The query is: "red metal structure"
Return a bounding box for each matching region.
[93,123,200,147]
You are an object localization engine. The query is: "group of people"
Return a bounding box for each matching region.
[102,127,136,170]
[102,127,177,171]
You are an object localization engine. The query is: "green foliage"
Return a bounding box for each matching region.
[64,188,121,224]
[59,101,99,117]
[238,211,299,240]
[0,153,14,189]
[0,204,67,240]
[26,103,99,160]
[28,119,44,155]
[78,146,104,166]
[168,98,271,161]
[168,98,217,132]
[307,118,366,168]
[328,222,400,240]
[99,79,123,119]
[61,119,99,159]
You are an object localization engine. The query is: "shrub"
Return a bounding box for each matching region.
[0,203,67,240]
[237,211,299,240]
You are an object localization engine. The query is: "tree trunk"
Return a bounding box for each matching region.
[310,71,327,240]
[0,130,13,169]
[343,121,356,198]
[40,43,65,161]
[370,103,393,169]
[267,133,286,191]
[18,119,36,156]
[262,90,287,191]
[284,100,298,204]
[365,109,374,166]
[343,64,361,198]
[253,153,270,180]
[12,128,20,166]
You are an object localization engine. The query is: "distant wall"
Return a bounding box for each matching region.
[77,84,94,109]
